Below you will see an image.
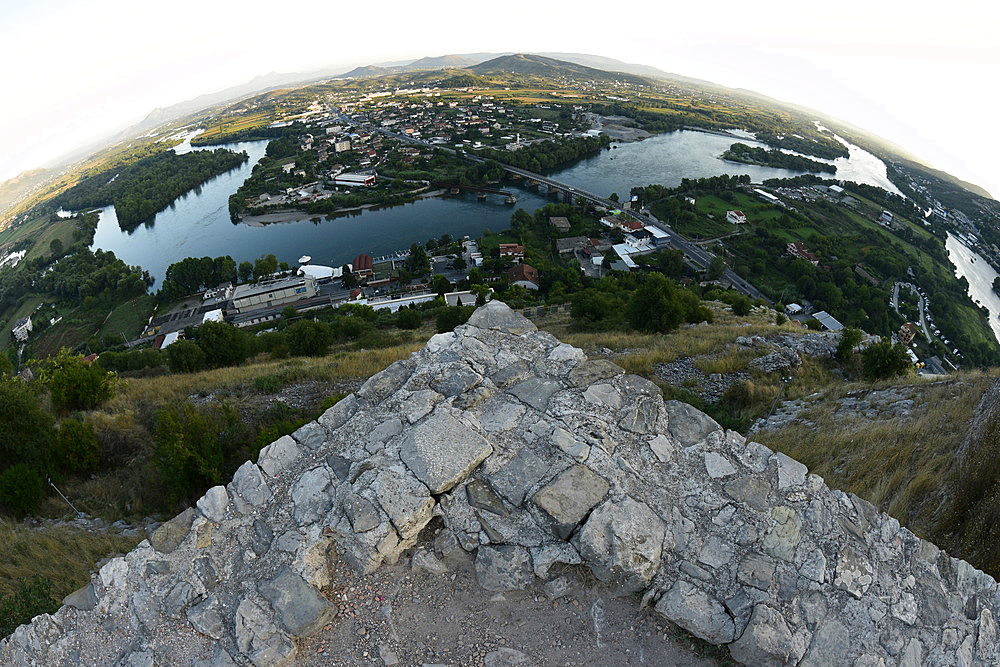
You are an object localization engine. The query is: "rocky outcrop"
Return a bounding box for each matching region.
[4,301,999,665]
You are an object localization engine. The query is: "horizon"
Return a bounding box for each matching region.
[2,1,998,198]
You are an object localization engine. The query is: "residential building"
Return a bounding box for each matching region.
[11,316,32,342]
[231,275,318,314]
[787,242,819,265]
[549,216,571,232]
[854,265,880,287]
[726,210,748,225]
[555,237,589,254]
[508,263,540,290]
[499,243,525,260]
[899,322,919,346]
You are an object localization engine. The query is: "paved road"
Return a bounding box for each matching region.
[372,129,772,303]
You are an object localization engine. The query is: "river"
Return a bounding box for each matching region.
[90,129,903,287]
[946,232,1000,344]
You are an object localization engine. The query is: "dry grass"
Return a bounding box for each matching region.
[693,347,761,375]
[0,521,140,600]
[754,373,994,536]
[105,342,426,410]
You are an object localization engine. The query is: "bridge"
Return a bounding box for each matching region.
[432,182,517,203]
[375,127,771,303]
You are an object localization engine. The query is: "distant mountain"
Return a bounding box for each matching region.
[0,168,54,224]
[336,64,393,79]
[469,54,648,85]
[407,55,476,69]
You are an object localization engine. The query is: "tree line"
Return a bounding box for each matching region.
[54,149,248,229]
[723,143,836,174]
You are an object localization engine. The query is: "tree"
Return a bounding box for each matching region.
[609,192,620,203]
[0,378,54,469]
[731,295,752,317]
[431,274,451,297]
[0,464,45,518]
[396,308,423,330]
[282,305,298,320]
[49,238,64,256]
[154,403,225,503]
[166,340,206,373]
[453,256,467,271]
[41,350,119,413]
[285,320,333,356]
[706,255,727,281]
[54,420,100,474]
[861,339,911,380]
[252,254,278,280]
[238,261,254,283]
[626,273,685,333]
[436,306,475,333]
[192,322,251,368]
[836,328,864,363]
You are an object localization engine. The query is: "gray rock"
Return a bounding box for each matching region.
[231,462,273,507]
[162,581,196,618]
[508,377,562,412]
[773,451,809,489]
[187,596,225,639]
[251,518,274,556]
[258,566,333,637]
[465,300,537,334]
[149,507,196,554]
[62,583,97,611]
[704,452,737,479]
[344,493,381,533]
[257,436,300,477]
[379,643,401,666]
[475,544,534,591]
[357,360,413,403]
[196,485,229,523]
[531,465,609,539]
[763,506,802,562]
[800,619,851,666]
[655,580,736,644]
[431,365,483,397]
[619,396,660,434]
[543,576,571,600]
[575,496,665,593]
[466,479,507,516]
[584,383,623,408]
[317,393,359,432]
[833,546,874,599]
[549,427,590,462]
[488,449,550,507]
[399,411,493,494]
[412,550,449,575]
[291,466,333,526]
[326,454,353,481]
[291,421,325,451]
[567,359,623,387]
[530,541,582,578]
[729,604,794,666]
[665,400,722,446]
[370,468,434,540]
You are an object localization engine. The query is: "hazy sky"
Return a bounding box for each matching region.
[2,0,998,197]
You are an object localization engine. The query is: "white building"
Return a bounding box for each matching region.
[11,316,32,342]
[333,173,375,187]
[726,210,748,225]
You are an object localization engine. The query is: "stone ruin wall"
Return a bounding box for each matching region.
[3,301,998,666]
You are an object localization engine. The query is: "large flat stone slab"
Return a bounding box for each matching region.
[531,465,609,539]
[399,411,493,494]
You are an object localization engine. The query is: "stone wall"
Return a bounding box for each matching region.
[4,301,998,665]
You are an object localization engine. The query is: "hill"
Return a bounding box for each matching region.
[469,53,649,85]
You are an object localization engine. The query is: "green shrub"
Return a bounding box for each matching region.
[436,305,475,333]
[192,321,251,368]
[0,576,57,637]
[0,378,55,467]
[0,464,46,518]
[54,420,100,475]
[42,350,119,412]
[251,374,284,393]
[286,320,333,356]
[395,307,423,330]
[166,340,206,373]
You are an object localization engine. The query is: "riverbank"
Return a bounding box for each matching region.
[237,189,448,226]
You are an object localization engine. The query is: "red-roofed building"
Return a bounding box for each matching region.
[786,242,819,265]
[352,253,374,280]
[508,263,540,290]
[499,243,525,260]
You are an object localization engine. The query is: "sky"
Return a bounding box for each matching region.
[1,0,998,197]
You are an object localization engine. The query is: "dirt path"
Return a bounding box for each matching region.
[297,534,722,666]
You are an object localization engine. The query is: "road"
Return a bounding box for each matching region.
[373,128,772,303]
[892,282,932,342]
